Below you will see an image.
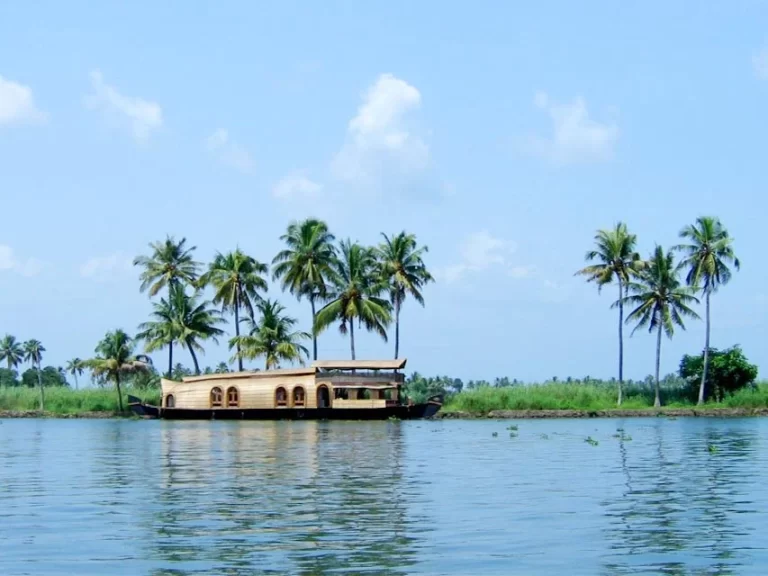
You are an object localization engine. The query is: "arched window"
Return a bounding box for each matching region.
[293,386,305,407]
[226,387,239,408]
[211,387,223,408]
[275,386,287,407]
[165,394,175,408]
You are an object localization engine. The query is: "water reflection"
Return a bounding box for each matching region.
[145,421,427,575]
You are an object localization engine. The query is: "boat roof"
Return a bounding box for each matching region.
[181,367,316,382]
[311,359,407,371]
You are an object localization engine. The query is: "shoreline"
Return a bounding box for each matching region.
[2,407,768,419]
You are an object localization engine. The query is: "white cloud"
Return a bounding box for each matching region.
[531,91,618,164]
[435,231,527,283]
[753,47,768,80]
[80,252,133,281]
[331,73,428,184]
[272,173,323,200]
[85,69,162,142]
[0,245,44,276]
[206,129,254,173]
[0,75,45,125]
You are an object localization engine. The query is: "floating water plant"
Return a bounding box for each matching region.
[585,436,599,446]
[492,431,498,437]
[708,444,718,453]
[506,424,518,431]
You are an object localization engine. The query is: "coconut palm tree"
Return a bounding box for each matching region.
[22,339,45,410]
[375,231,434,359]
[575,222,643,405]
[619,246,700,407]
[169,285,226,375]
[673,216,740,405]
[66,358,84,390]
[136,290,181,377]
[315,239,392,360]
[272,218,338,361]
[85,329,151,412]
[214,361,230,374]
[0,334,24,379]
[230,299,310,370]
[199,249,268,371]
[133,235,201,297]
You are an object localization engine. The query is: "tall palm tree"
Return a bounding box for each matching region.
[66,358,84,390]
[23,339,45,411]
[136,290,181,377]
[619,246,700,407]
[375,231,434,359]
[674,216,740,405]
[272,218,338,361]
[230,299,310,370]
[199,249,268,371]
[168,284,226,375]
[0,334,24,379]
[133,235,201,297]
[85,329,151,412]
[575,222,643,405]
[214,361,230,374]
[315,239,392,360]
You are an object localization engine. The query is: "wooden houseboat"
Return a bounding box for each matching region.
[128,358,443,420]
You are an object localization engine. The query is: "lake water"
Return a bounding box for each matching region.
[1,417,767,575]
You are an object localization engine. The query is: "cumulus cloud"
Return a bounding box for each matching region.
[80,252,133,281]
[331,73,428,184]
[272,173,323,200]
[435,231,528,283]
[753,46,768,80]
[0,245,44,276]
[206,129,254,173]
[531,91,618,164]
[0,75,46,125]
[85,69,163,141]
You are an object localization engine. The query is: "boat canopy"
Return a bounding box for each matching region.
[311,359,407,371]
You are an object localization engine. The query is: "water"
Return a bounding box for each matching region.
[1,417,767,575]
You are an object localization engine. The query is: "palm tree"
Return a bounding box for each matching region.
[169,284,226,375]
[85,329,151,412]
[214,361,230,374]
[619,246,700,407]
[315,239,392,360]
[575,222,643,405]
[66,358,84,390]
[375,231,434,359]
[22,339,45,410]
[199,249,268,371]
[136,290,180,377]
[674,216,740,405]
[230,299,310,370]
[133,235,201,297]
[0,334,24,380]
[272,218,338,361]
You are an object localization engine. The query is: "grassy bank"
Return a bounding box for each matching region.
[442,382,768,414]
[0,387,161,415]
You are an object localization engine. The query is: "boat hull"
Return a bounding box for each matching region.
[127,395,442,421]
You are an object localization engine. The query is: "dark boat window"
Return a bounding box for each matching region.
[211,387,223,408]
[226,387,239,408]
[293,386,305,407]
[165,394,175,408]
[360,389,371,400]
[334,388,348,400]
[276,387,287,407]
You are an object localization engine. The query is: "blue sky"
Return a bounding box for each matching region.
[1,1,766,384]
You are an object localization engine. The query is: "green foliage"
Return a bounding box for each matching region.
[0,334,24,371]
[21,366,68,388]
[0,387,161,414]
[0,368,19,387]
[679,346,758,402]
[133,235,201,297]
[403,372,459,403]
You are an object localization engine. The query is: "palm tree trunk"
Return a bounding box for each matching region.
[188,341,201,375]
[234,296,243,372]
[74,372,79,390]
[167,342,173,378]
[617,279,624,406]
[394,298,401,360]
[698,290,711,405]
[310,296,318,361]
[350,320,356,360]
[36,361,44,411]
[654,322,662,408]
[115,372,123,412]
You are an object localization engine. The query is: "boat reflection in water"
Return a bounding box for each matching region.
[143,419,432,574]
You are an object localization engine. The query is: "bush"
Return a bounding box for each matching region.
[679,345,758,402]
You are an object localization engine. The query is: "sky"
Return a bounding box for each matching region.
[1,1,766,384]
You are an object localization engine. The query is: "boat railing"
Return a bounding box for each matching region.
[318,371,405,384]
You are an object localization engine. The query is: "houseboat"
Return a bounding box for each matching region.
[127,358,443,420]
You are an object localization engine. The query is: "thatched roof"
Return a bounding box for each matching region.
[311,359,407,371]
